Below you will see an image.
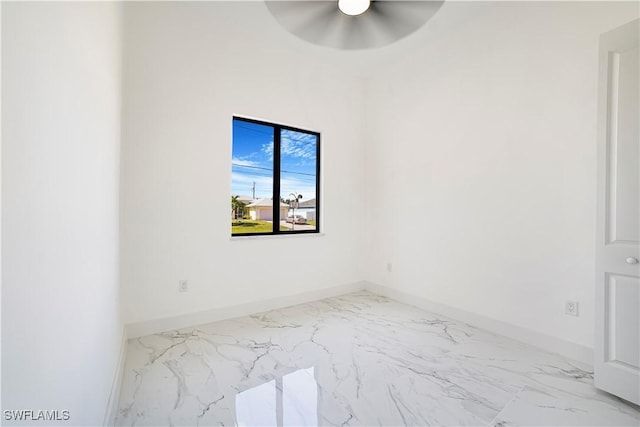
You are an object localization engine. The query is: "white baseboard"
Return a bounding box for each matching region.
[126,281,367,339]
[364,281,593,367]
[104,325,128,426]
[124,279,592,364]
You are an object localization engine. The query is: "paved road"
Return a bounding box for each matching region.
[279,221,316,231]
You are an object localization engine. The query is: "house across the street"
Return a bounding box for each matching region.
[294,198,316,221]
[246,198,289,221]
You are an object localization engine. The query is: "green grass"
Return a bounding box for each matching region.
[306,220,316,226]
[232,220,287,234]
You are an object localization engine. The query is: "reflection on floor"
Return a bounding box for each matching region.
[236,367,317,426]
[116,291,639,426]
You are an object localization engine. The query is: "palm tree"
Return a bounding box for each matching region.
[231,195,245,220]
[288,192,302,229]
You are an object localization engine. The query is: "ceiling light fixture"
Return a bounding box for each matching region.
[338,0,370,16]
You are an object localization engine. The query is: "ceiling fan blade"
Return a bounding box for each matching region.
[368,1,444,43]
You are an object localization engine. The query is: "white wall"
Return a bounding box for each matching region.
[363,1,639,350]
[3,1,636,422]
[120,2,366,324]
[2,3,123,425]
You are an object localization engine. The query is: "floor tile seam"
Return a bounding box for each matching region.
[487,385,527,427]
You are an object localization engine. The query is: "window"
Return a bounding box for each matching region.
[231,117,320,236]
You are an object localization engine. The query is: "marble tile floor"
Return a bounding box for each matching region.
[116,291,639,426]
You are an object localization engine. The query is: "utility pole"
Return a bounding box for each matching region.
[252,181,255,200]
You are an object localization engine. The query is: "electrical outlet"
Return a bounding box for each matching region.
[565,300,578,316]
[386,262,392,273]
[178,280,189,293]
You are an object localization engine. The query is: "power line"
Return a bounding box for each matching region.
[233,123,273,137]
[233,172,273,179]
[232,163,271,172]
[232,163,316,177]
[231,171,315,184]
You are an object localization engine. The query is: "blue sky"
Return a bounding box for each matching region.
[232,119,317,202]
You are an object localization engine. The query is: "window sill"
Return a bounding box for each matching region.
[230,232,325,241]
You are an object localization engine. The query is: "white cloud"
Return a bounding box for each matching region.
[231,157,260,167]
[231,172,316,201]
[261,132,316,161]
[281,131,316,160]
[231,172,272,198]
[280,176,316,201]
[261,141,274,160]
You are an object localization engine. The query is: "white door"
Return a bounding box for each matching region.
[595,18,640,406]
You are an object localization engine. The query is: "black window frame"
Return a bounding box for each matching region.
[231,116,321,237]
